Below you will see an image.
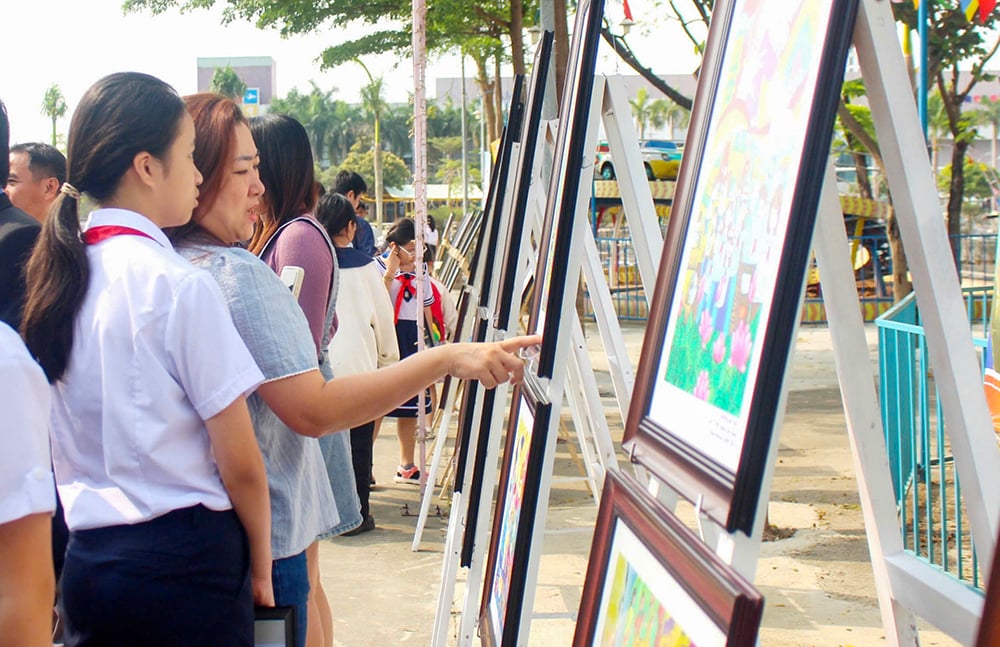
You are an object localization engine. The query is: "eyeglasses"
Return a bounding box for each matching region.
[397,245,416,258]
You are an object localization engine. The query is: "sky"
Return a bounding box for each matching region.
[2,0,703,145]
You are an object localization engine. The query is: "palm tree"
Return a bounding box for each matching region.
[927,90,951,177]
[357,60,388,227]
[975,96,1000,171]
[664,99,691,140]
[628,87,669,140]
[305,82,336,167]
[41,84,68,147]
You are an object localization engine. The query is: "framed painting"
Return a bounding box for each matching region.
[622,0,859,533]
[976,524,1000,646]
[477,379,553,646]
[574,470,763,646]
[461,31,556,568]
[479,0,606,640]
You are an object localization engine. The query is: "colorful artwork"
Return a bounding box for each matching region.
[488,398,535,634]
[648,3,835,472]
[593,522,725,646]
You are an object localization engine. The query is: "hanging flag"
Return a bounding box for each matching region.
[623,0,634,21]
[960,0,980,20]
[980,0,997,21]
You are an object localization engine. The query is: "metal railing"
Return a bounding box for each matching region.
[875,286,992,591]
[584,232,997,324]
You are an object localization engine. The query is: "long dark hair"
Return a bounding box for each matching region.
[21,72,186,382]
[246,113,316,254]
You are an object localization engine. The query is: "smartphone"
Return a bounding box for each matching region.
[280,266,305,299]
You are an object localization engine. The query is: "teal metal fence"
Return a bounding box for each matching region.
[875,286,992,591]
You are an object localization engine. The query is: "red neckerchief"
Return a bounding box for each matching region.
[393,273,416,323]
[83,225,157,245]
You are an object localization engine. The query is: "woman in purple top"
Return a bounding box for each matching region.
[246,113,353,647]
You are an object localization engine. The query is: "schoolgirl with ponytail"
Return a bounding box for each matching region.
[21,72,272,646]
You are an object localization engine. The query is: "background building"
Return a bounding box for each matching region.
[196,56,276,116]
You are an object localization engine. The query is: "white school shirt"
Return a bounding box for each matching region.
[0,322,55,525]
[50,209,264,531]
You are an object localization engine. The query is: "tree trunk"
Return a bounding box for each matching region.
[475,58,499,144]
[887,204,913,301]
[493,54,504,137]
[510,0,526,75]
[947,139,968,270]
[852,149,873,200]
[552,0,568,108]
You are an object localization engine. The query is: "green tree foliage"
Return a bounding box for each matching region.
[123,0,537,144]
[333,140,412,189]
[972,95,1000,171]
[893,4,1000,249]
[210,65,247,100]
[938,159,995,210]
[40,84,68,147]
[628,87,669,140]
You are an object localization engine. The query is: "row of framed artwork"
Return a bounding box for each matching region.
[469,0,861,644]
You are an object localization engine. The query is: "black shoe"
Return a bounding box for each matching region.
[342,515,375,537]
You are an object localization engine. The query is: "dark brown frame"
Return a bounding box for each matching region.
[976,534,1000,645]
[622,0,859,533]
[573,470,763,646]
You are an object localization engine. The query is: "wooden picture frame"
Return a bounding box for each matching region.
[976,516,1000,645]
[255,605,296,647]
[573,470,763,646]
[622,0,858,533]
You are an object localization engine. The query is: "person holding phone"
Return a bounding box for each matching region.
[377,217,435,484]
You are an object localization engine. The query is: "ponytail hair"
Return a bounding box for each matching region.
[21,72,186,382]
[384,217,416,247]
[314,192,356,240]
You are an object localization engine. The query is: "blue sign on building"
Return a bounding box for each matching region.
[243,88,259,105]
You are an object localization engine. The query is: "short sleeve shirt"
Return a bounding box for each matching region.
[179,241,339,557]
[0,322,55,525]
[51,209,264,531]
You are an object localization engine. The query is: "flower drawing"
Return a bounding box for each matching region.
[693,370,710,400]
[698,310,713,347]
[729,319,752,373]
[712,334,727,364]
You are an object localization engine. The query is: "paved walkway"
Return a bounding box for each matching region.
[318,321,958,646]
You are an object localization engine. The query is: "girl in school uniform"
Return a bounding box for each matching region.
[170,94,539,647]
[20,73,272,646]
[0,322,55,647]
[376,217,436,484]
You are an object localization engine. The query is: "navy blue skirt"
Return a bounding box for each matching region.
[60,505,253,646]
[387,320,434,418]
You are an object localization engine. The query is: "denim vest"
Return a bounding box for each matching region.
[177,241,343,556]
[260,218,362,536]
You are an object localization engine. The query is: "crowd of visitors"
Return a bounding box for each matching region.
[0,74,535,646]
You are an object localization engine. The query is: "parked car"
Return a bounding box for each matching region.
[640,139,683,161]
[595,140,678,181]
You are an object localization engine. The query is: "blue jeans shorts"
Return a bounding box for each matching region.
[272,550,310,647]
